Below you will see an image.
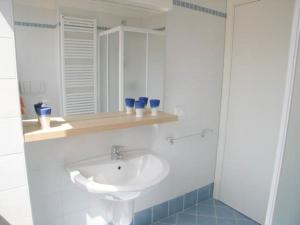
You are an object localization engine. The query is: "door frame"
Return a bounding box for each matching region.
[264,0,300,224]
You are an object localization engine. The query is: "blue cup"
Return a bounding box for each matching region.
[150,99,160,108]
[139,97,148,106]
[36,107,51,129]
[125,98,135,108]
[34,102,43,114]
[135,100,145,109]
[36,107,51,117]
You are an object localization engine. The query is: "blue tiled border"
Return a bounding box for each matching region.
[173,0,227,18]
[14,21,110,30]
[133,183,214,225]
[14,21,58,29]
[14,21,161,32]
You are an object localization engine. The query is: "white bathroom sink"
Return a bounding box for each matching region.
[66,150,170,201]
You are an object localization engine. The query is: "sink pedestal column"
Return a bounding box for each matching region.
[111,199,134,225]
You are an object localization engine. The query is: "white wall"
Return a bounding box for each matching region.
[0,1,33,225]
[135,4,225,210]
[19,1,226,225]
[272,32,300,225]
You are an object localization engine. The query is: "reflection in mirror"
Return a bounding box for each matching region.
[14,0,166,118]
[98,27,165,113]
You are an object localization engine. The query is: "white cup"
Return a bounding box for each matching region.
[136,108,144,117]
[126,106,134,114]
[39,116,51,129]
[151,107,159,116]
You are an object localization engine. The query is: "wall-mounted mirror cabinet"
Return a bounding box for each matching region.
[14,0,171,118]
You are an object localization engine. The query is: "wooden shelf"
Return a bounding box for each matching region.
[23,111,178,143]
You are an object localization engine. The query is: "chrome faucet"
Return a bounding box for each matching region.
[111,145,124,160]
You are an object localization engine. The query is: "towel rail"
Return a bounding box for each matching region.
[166,128,214,144]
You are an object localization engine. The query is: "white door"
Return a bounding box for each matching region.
[214,0,295,223]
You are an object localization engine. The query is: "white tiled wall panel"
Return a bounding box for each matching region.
[30,192,63,222]
[0,37,17,77]
[62,186,90,214]
[0,1,33,225]
[0,153,27,191]
[0,0,13,38]
[28,167,63,195]
[33,216,65,225]
[0,117,23,156]
[0,186,33,225]
[0,78,20,117]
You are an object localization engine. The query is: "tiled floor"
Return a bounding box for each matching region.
[154,199,260,225]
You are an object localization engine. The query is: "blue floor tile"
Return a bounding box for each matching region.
[198,198,215,206]
[184,205,197,215]
[155,198,260,225]
[236,219,260,225]
[197,216,217,225]
[217,218,236,225]
[177,213,197,225]
[234,211,249,220]
[197,204,215,217]
[216,206,235,218]
[159,215,177,224]
[215,200,227,208]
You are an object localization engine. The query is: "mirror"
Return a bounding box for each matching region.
[14,0,167,118]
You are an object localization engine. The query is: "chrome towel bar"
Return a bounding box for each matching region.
[166,128,214,144]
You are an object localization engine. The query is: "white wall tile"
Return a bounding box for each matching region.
[0,117,23,156]
[62,186,89,214]
[0,0,14,38]
[33,216,65,225]
[28,166,64,195]
[0,37,17,78]
[64,211,88,225]
[0,186,33,225]
[0,79,20,117]
[31,192,63,222]
[0,153,27,191]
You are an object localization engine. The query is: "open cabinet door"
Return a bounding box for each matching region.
[214,0,295,223]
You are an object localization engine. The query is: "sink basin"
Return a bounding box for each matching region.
[66,150,170,201]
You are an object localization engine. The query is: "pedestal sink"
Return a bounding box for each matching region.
[66,149,170,225]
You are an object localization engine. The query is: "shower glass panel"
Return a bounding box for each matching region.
[98,32,119,112]
[124,31,147,99]
[99,34,108,112]
[108,32,119,112]
[147,34,165,104]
